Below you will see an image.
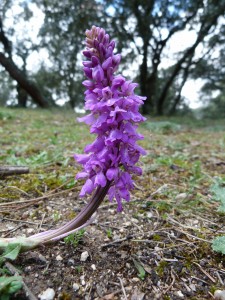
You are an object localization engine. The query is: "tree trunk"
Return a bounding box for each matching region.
[17,84,28,107]
[140,40,156,115]
[0,52,49,108]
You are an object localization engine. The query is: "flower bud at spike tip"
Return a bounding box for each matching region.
[75,25,146,211]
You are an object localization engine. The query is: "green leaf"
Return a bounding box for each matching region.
[0,276,23,297]
[133,259,146,280]
[212,236,225,254]
[2,244,22,261]
[210,181,225,212]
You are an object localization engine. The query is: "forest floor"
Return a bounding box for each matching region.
[0,108,225,300]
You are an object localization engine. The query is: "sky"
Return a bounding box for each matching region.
[3,2,205,109]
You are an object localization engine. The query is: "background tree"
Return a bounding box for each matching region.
[35,0,107,108]
[103,0,225,115]
[1,0,225,116]
[191,27,225,118]
[0,1,50,107]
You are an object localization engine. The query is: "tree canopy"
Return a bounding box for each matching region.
[0,0,225,116]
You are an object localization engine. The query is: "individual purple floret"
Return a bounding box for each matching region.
[75,26,146,211]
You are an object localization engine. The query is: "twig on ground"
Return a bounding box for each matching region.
[175,228,211,243]
[2,224,24,238]
[118,277,128,300]
[5,261,38,300]
[101,235,135,248]
[37,213,46,233]
[0,166,29,177]
[215,271,224,285]
[1,217,50,227]
[193,262,216,283]
[3,186,30,196]
[163,269,176,295]
[0,187,76,207]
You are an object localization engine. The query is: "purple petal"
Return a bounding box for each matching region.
[77,113,95,125]
[102,57,112,70]
[92,65,104,82]
[106,168,118,181]
[94,172,107,187]
[119,188,130,201]
[83,67,92,79]
[74,153,90,164]
[76,172,88,179]
[80,179,94,197]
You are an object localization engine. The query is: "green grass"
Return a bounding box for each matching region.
[0,108,225,299]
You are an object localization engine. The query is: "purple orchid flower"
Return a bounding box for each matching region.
[0,26,146,254]
[75,25,146,211]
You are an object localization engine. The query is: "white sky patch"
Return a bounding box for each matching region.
[4,1,46,69]
[161,30,197,68]
[182,79,204,109]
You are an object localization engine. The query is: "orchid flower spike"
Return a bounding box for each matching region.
[75,25,146,211]
[0,26,146,255]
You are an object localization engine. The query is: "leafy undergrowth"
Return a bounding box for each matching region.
[0,107,225,299]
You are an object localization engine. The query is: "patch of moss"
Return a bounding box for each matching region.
[155,260,168,277]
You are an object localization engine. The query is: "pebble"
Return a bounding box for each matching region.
[56,255,63,261]
[126,263,131,269]
[72,283,80,291]
[80,251,89,262]
[146,212,153,218]
[214,290,225,300]
[38,288,55,300]
[80,275,86,286]
[68,258,75,266]
[174,290,184,298]
[131,277,140,282]
[175,193,187,201]
[91,264,96,271]
[189,283,196,291]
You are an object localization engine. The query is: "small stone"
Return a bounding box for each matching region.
[124,221,131,226]
[80,251,89,262]
[214,290,225,300]
[174,290,184,298]
[131,277,140,282]
[131,218,139,224]
[73,283,80,291]
[175,193,187,201]
[38,288,55,300]
[103,293,115,300]
[146,212,153,218]
[126,263,131,268]
[68,258,75,266]
[56,255,63,261]
[27,228,34,234]
[91,264,96,271]
[80,275,86,286]
[189,283,196,291]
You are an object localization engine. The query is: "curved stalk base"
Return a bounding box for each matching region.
[0,182,111,255]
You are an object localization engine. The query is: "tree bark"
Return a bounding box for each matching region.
[0,52,49,108]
